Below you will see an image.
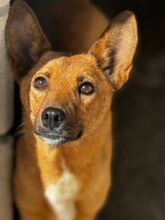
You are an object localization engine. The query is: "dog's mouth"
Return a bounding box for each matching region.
[35,129,83,146]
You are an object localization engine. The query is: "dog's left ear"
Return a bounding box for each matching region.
[6,0,51,82]
[89,11,138,90]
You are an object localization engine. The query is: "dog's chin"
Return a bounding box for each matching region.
[36,130,83,146]
[40,136,68,145]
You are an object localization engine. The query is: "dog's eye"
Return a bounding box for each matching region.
[33,76,48,90]
[78,82,95,95]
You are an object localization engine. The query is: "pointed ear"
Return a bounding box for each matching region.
[89,11,138,90]
[5,0,51,82]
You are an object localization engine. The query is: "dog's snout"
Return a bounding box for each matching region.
[42,107,66,129]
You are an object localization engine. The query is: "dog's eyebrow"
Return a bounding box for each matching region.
[43,72,50,78]
[77,76,85,82]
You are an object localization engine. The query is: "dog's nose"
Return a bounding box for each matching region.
[42,107,66,129]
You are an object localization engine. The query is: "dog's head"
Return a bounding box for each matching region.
[6,0,138,145]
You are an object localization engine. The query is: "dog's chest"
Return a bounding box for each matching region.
[45,166,80,220]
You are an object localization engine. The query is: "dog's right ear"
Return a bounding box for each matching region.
[5,0,51,82]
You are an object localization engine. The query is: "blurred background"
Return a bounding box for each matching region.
[12,0,165,219]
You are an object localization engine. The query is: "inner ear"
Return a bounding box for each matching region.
[89,11,138,90]
[5,0,51,82]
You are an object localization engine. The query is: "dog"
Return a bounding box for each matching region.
[6,0,138,220]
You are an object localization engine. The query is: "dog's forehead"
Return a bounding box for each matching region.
[38,54,97,78]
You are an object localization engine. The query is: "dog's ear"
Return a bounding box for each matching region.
[89,11,138,90]
[6,0,51,82]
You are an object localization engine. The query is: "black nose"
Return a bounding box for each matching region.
[42,107,66,129]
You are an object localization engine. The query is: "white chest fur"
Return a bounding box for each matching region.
[45,167,80,220]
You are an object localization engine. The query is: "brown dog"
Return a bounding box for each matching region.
[6,1,138,220]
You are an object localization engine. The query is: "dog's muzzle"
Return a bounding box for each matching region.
[35,107,83,146]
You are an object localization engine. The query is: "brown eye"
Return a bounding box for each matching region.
[33,76,48,90]
[78,82,95,95]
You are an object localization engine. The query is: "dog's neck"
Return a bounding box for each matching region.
[22,111,112,185]
[21,109,112,186]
